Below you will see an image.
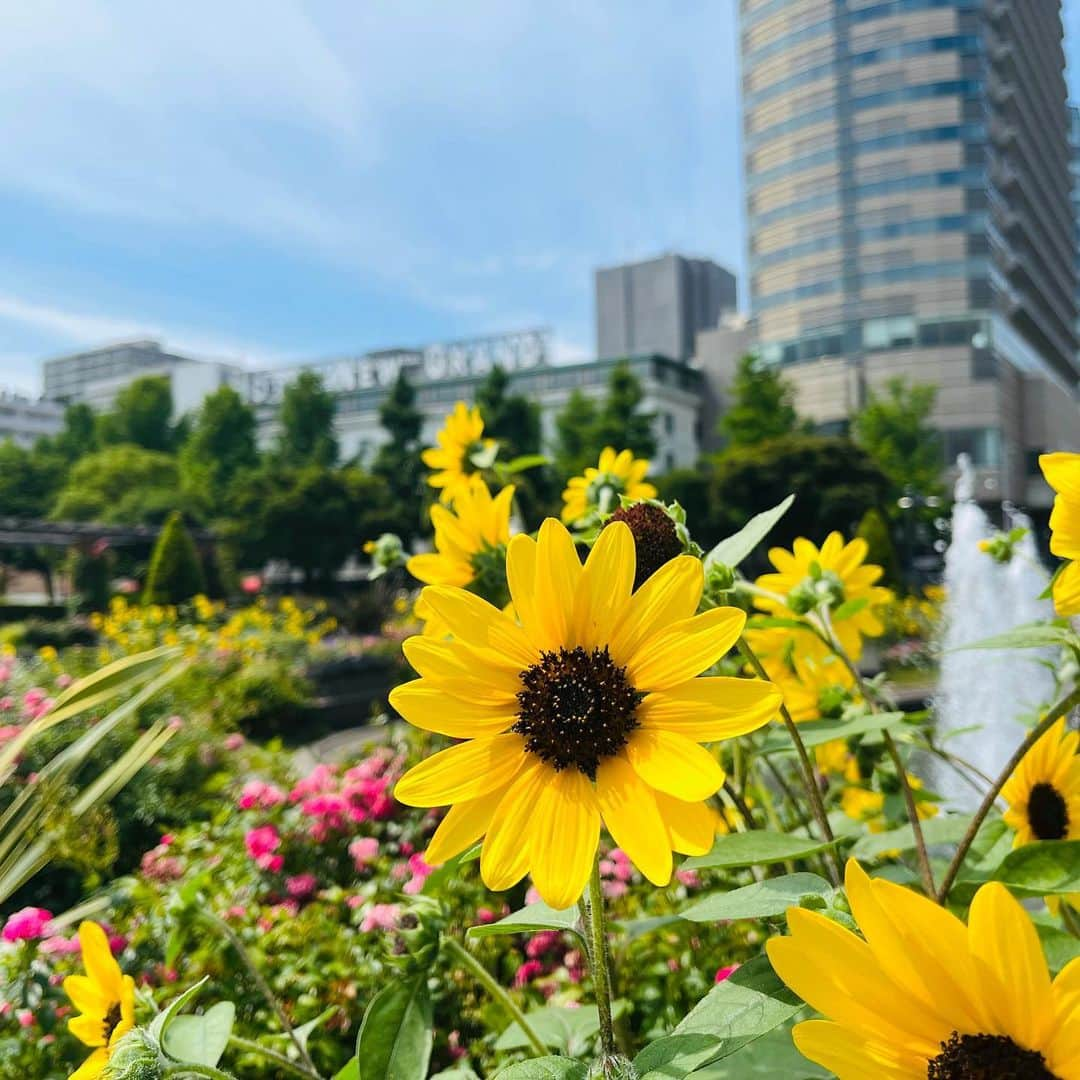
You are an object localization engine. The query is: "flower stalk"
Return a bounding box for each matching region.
[442,937,548,1059]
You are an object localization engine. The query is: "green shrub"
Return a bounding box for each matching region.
[143,511,206,604]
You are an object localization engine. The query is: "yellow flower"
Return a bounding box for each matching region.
[767,860,1080,1078]
[1041,452,1080,616]
[392,518,782,908]
[407,478,515,589]
[37,645,58,663]
[63,922,136,1080]
[560,447,657,525]
[841,785,884,822]
[422,402,496,505]
[754,533,892,661]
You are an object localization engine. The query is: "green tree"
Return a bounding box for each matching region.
[54,403,98,462]
[475,365,542,460]
[593,361,657,458]
[180,385,259,515]
[720,355,801,447]
[277,371,338,467]
[51,445,186,524]
[0,440,67,600]
[144,510,206,604]
[852,377,942,501]
[98,376,176,452]
[553,389,599,479]
[856,507,902,589]
[372,371,424,538]
[702,435,891,568]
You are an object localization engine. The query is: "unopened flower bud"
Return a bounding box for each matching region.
[387,895,444,972]
[103,1028,165,1080]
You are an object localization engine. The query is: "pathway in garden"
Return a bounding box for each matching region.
[294,722,399,772]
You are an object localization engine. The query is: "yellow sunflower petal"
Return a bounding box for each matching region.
[69,1013,106,1048]
[1052,560,1080,617]
[62,975,110,1020]
[401,639,521,700]
[506,534,552,650]
[69,1048,110,1080]
[1042,452,1080,501]
[608,555,704,665]
[406,552,474,588]
[637,677,780,741]
[425,785,509,865]
[394,734,528,807]
[791,1020,921,1080]
[480,760,548,892]
[595,756,672,886]
[528,768,600,909]
[653,791,717,855]
[625,728,725,801]
[626,606,746,691]
[418,586,536,668]
[533,518,583,647]
[575,521,635,649]
[77,922,122,1003]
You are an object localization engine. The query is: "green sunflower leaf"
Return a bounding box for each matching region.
[161,1001,235,1067]
[679,873,832,922]
[989,839,1080,896]
[466,899,582,941]
[492,1059,588,1080]
[850,813,973,860]
[704,494,795,571]
[758,710,906,753]
[953,622,1076,652]
[681,831,837,871]
[354,975,433,1080]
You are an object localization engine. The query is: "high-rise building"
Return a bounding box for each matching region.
[595,254,737,363]
[741,0,1080,505]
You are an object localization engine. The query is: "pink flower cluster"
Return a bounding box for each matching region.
[2,907,53,942]
[245,824,284,872]
[598,848,634,899]
[348,836,379,873]
[285,756,399,843]
[140,834,185,883]
[357,902,400,933]
[21,689,54,721]
[513,930,584,992]
[238,779,287,811]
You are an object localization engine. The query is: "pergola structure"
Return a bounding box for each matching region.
[0,518,215,548]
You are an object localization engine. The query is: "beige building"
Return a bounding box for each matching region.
[740,0,1080,506]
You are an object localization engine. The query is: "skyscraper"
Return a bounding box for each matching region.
[741,0,1080,504]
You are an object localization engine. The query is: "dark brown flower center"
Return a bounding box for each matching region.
[927,1033,1058,1079]
[1028,782,1069,841]
[512,647,640,779]
[607,503,682,590]
[104,1001,123,1042]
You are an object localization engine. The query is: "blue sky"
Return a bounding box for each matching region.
[1,2,1078,393]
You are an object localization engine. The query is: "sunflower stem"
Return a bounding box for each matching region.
[736,636,841,886]
[582,857,619,1064]
[882,730,936,898]
[937,687,1080,903]
[442,937,548,1059]
[163,1066,238,1079]
[226,1034,323,1079]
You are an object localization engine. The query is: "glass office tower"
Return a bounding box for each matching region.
[740,0,1080,504]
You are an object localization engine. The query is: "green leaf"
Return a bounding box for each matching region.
[289,1006,337,1054]
[333,1061,360,1080]
[469,442,500,470]
[954,623,1076,652]
[704,494,795,570]
[148,977,210,1043]
[502,454,549,475]
[162,1001,235,1067]
[688,1023,829,1078]
[850,814,972,860]
[633,956,802,1078]
[682,831,836,871]
[430,1067,482,1080]
[758,711,906,753]
[495,1005,606,1056]
[355,976,433,1080]
[832,597,869,621]
[990,840,1080,896]
[615,914,682,941]
[679,874,831,923]
[1036,921,1080,974]
[467,899,581,941]
[493,1059,589,1080]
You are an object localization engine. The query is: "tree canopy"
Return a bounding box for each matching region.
[720,355,802,447]
[97,376,177,452]
[372,371,425,539]
[277,371,339,467]
[180,385,260,515]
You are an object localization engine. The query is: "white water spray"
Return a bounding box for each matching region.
[934,455,1055,805]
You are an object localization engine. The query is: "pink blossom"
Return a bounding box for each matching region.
[244,825,283,872]
[676,869,701,889]
[55,674,73,689]
[38,935,81,956]
[16,1010,33,1028]
[525,931,563,959]
[289,764,338,802]
[0,1002,10,1016]
[241,574,262,595]
[513,960,544,988]
[474,907,496,925]
[286,874,318,900]
[360,903,400,932]
[0,696,13,711]
[447,1030,466,1061]
[108,934,127,954]
[22,689,45,710]
[223,733,245,751]
[226,906,246,920]
[166,715,183,731]
[402,854,434,895]
[602,880,628,900]
[524,886,542,905]
[349,836,379,872]
[715,964,740,984]
[238,780,287,811]
[346,895,364,910]
[2,907,53,942]
[0,725,22,742]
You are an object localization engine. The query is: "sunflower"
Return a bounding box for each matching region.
[392,518,781,908]
[422,402,497,505]
[767,859,1080,1079]
[1041,452,1080,616]
[753,533,892,661]
[561,447,657,526]
[63,921,136,1080]
[407,478,515,594]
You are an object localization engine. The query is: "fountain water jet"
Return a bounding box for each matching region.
[934,455,1055,806]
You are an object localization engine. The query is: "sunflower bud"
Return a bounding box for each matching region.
[606,501,686,590]
[388,895,445,972]
[366,533,406,579]
[103,1029,165,1080]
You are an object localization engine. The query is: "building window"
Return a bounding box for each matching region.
[664,412,675,436]
[863,316,916,351]
[942,427,1002,468]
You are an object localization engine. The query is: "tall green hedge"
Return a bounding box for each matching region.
[144,511,206,604]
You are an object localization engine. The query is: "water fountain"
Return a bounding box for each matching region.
[934,455,1056,805]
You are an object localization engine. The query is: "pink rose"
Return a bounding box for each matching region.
[223,733,245,751]
[715,963,740,983]
[244,825,283,872]
[360,903,400,932]
[349,836,379,872]
[286,874,318,900]
[2,907,53,942]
